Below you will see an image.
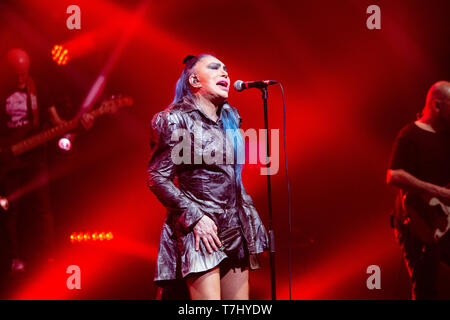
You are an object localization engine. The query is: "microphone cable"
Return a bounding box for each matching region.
[278,83,292,300]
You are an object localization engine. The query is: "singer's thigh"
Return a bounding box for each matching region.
[220,262,249,300]
[185,266,221,300]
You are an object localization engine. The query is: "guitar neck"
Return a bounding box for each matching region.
[10,109,103,156]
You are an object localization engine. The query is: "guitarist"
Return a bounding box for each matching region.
[0,48,94,275]
[387,81,450,299]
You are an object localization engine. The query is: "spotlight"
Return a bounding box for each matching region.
[58,133,76,151]
[105,232,114,240]
[69,231,114,243]
[0,196,9,211]
[51,45,69,66]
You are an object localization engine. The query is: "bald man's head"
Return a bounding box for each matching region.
[426,81,450,106]
[6,48,30,89]
[7,48,30,74]
[424,81,450,130]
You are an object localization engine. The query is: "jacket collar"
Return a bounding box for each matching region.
[175,96,232,118]
[175,96,198,113]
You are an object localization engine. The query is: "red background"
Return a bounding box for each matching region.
[1,0,449,299]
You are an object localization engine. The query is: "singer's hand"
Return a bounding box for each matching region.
[193,215,222,254]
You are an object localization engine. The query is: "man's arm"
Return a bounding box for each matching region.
[48,105,64,126]
[386,169,450,204]
[48,105,94,130]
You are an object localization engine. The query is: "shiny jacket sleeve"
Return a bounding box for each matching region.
[147,111,204,230]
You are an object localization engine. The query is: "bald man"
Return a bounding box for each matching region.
[387,81,450,299]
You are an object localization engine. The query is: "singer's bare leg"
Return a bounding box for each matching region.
[220,267,249,300]
[186,267,221,300]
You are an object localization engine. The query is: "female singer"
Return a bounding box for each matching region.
[147,54,268,299]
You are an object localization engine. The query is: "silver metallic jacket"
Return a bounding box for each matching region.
[147,96,268,283]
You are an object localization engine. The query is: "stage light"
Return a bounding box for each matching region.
[51,45,69,66]
[58,137,71,151]
[0,196,9,211]
[58,133,76,151]
[69,231,114,243]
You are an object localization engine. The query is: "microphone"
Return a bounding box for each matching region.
[234,80,278,92]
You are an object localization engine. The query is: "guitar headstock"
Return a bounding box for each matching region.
[99,95,134,114]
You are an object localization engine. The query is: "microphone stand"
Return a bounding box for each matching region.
[260,87,276,300]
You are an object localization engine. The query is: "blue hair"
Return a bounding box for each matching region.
[221,105,245,184]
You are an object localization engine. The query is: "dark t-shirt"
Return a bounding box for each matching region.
[0,80,53,166]
[0,80,53,138]
[389,122,450,187]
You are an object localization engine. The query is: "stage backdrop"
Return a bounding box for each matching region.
[0,0,449,299]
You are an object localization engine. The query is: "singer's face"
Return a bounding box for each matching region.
[192,56,230,102]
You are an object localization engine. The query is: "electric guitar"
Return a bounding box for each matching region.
[1,95,133,158]
[0,95,134,210]
[402,185,450,244]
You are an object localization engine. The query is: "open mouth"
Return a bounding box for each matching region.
[216,80,229,91]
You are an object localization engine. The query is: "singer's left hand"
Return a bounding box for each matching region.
[80,113,95,130]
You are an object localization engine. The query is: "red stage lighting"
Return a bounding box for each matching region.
[105,232,114,240]
[51,45,69,66]
[69,231,114,243]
